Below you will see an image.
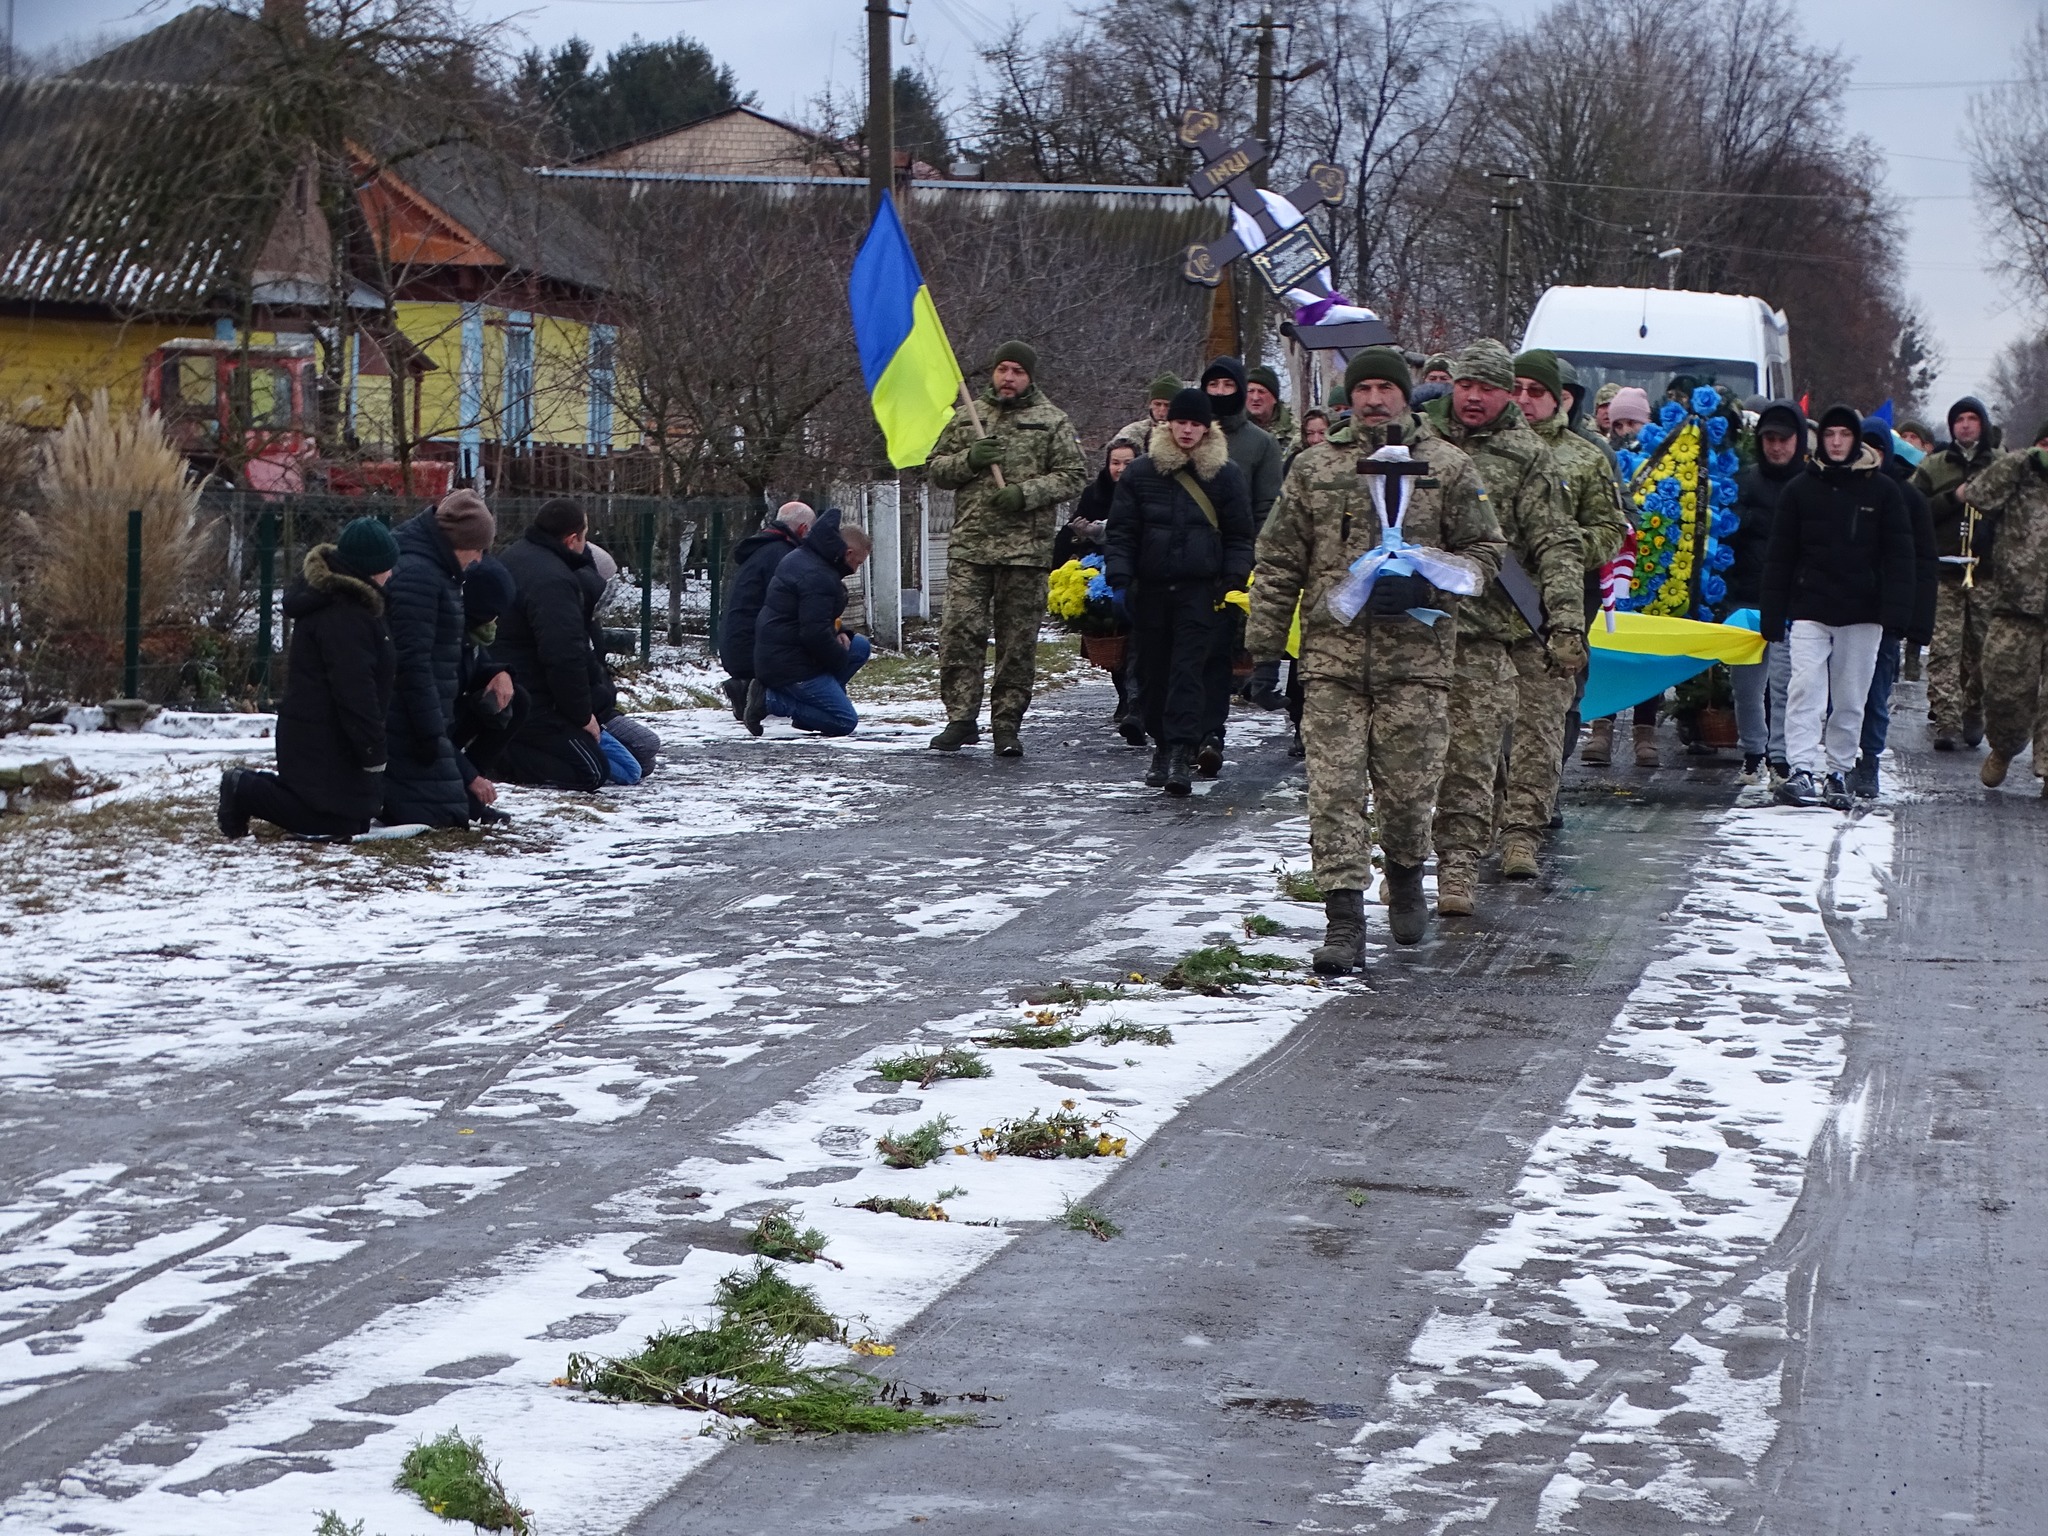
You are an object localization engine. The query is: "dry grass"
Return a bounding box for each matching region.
[19,391,209,661]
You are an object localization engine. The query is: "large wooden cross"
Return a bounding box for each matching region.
[1175,109,1394,353]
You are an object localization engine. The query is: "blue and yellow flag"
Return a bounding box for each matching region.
[1581,610,1766,721]
[848,192,963,468]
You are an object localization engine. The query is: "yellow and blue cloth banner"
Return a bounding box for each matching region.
[848,191,964,468]
[1581,609,1765,721]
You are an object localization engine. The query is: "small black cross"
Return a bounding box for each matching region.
[1348,424,1432,540]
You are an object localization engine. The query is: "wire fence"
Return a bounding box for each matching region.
[3,491,769,719]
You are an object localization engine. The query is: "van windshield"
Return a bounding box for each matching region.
[1556,352,1758,401]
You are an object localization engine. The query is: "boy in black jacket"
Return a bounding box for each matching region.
[1104,388,1255,795]
[1761,404,1915,808]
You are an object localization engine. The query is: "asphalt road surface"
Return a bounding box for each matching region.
[2,672,2039,1536]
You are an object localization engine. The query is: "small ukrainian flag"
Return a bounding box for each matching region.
[848,192,963,468]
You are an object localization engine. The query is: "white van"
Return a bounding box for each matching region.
[1517,285,1793,403]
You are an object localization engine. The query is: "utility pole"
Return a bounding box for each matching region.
[1485,169,1524,341]
[1632,224,1659,288]
[1242,8,1282,362]
[866,0,897,217]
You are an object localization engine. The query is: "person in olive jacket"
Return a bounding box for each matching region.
[494,498,609,790]
[1761,404,1915,809]
[382,490,496,827]
[218,518,399,840]
[1104,388,1255,795]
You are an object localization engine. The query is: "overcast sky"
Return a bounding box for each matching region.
[14,0,2040,415]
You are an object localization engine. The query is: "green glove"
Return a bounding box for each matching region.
[990,485,1026,514]
[965,438,1002,471]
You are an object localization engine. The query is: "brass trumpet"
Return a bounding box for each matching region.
[1962,500,1980,589]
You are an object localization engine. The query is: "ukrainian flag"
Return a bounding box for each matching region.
[848,192,963,468]
[1581,610,1766,720]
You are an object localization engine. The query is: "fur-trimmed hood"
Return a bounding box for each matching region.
[296,544,385,613]
[1146,421,1229,479]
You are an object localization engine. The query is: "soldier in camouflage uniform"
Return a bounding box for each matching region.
[1912,396,2002,749]
[1426,339,1585,916]
[1247,347,1505,974]
[1247,365,1297,450]
[1962,446,2048,790]
[925,341,1088,757]
[1113,374,1182,453]
[1512,349,1627,848]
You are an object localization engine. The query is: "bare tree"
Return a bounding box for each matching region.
[1989,331,2048,448]
[1968,19,2048,311]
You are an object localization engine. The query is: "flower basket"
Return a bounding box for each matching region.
[1080,633,1128,671]
[1693,705,1740,749]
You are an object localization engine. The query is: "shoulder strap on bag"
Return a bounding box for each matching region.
[1173,469,1219,530]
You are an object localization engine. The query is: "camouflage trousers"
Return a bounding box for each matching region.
[939,561,1049,728]
[1927,583,1988,736]
[1300,675,1451,888]
[1501,634,1575,840]
[1433,636,1517,862]
[1981,614,2048,771]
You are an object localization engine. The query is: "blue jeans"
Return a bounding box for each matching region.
[1860,633,1902,760]
[766,633,871,736]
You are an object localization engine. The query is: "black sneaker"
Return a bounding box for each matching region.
[1775,769,1822,807]
[216,768,249,839]
[1850,755,1879,800]
[1823,771,1852,809]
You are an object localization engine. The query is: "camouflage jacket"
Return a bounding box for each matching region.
[1962,448,2048,617]
[927,384,1088,567]
[1247,415,1506,689]
[1912,439,2002,578]
[1532,412,1628,573]
[1253,403,1297,452]
[1112,415,1158,453]
[1424,403,1583,644]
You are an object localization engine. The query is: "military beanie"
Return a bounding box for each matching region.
[1512,348,1562,402]
[1423,353,1452,377]
[1595,382,1622,408]
[1147,372,1182,403]
[1343,346,1414,399]
[334,517,400,577]
[1247,364,1282,395]
[991,339,1038,377]
[1453,339,1516,390]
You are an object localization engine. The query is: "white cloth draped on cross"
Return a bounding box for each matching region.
[1327,442,1486,625]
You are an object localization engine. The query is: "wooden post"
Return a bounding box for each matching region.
[122,508,142,699]
[869,476,902,651]
[253,509,278,704]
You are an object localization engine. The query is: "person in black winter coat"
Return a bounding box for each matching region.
[753,508,875,737]
[382,491,496,827]
[720,501,816,719]
[219,519,398,840]
[1055,440,1144,743]
[1727,400,1806,777]
[449,554,523,821]
[1762,404,1915,808]
[1851,421,1941,796]
[494,498,609,790]
[1105,388,1255,794]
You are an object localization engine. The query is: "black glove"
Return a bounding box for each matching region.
[1367,572,1434,616]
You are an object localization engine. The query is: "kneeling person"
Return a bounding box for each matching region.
[1104,388,1254,794]
[219,518,398,841]
[754,510,874,737]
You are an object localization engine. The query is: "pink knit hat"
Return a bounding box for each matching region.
[1607,387,1653,426]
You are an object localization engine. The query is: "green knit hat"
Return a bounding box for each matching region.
[1453,339,1515,390]
[990,339,1037,377]
[1326,382,1349,410]
[1148,372,1182,403]
[1247,364,1281,395]
[1512,348,1562,402]
[1343,347,1414,399]
[334,517,399,577]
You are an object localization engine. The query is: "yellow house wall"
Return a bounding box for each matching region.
[0,315,198,427]
[390,301,630,450]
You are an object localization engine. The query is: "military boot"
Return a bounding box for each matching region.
[929,719,980,752]
[1579,719,1612,765]
[1143,746,1170,788]
[1982,751,2010,787]
[1436,853,1477,917]
[742,679,768,737]
[1499,834,1540,880]
[1163,744,1194,796]
[1311,888,1366,975]
[993,723,1023,758]
[1383,862,1428,945]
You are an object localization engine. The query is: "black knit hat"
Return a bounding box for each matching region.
[990,340,1037,377]
[1343,347,1413,399]
[1166,387,1215,425]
